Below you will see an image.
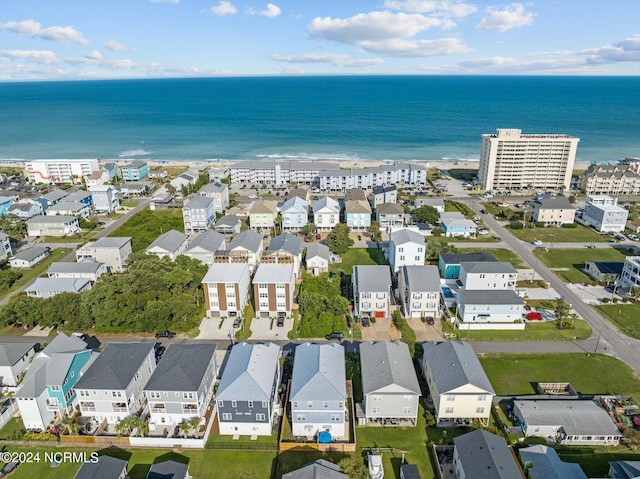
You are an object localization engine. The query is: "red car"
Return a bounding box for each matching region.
[527,312,543,321]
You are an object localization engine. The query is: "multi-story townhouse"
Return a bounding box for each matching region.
[182,195,216,234]
[264,232,303,277]
[120,161,149,181]
[249,201,278,230]
[344,200,371,230]
[88,185,120,213]
[388,228,425,273]
[376,203,405,230]
[253,263,295,319]
[580,164,640,196]
[226,230,263,271]
[617,256,640,293]
[184,230,226,265]
[75,237,132,272]
[530,197,576,226]
[313,197,340,231]
[352,265,392,320]
[398,265,442,319]
[580,195,629,232]
[458,261,517,290]
[202,263,250,318]
[280,196,309,230]
[199,181,229,212]
[372,185,397,208]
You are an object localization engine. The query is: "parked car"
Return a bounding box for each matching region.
[233,317,243,329]
[426,316,435,325]
[532,240,543,246]
[325,332,344,341]
[155,345,166,359]
[155,331,176,339]
[480,209,488,214]
[586,244,596,248]
[523,305,531,311]
[276,316,285,327]
[629,234,639,241]
[527,312,543,321]
[361,317,371,327]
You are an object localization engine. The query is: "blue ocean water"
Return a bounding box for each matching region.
[0,75,639,163]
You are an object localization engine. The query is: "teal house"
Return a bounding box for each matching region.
[438,252,497,279]
[121,161,149,181]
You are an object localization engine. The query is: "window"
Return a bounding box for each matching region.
[112,391,122,398]
[256,413,266,421]
[476,407,485,414]
[447,395,455,401]
[262,401,267,408]
[232,400,237,408]
[183,392,194,400]
[218,400,224,407]
[478,395,486,401]
[372,407,381,414]
[222,413,232,420]
[331,415,340,422]
[150,392,160,399]
[51,385,61,391]
[414,256,421,261]
[445,407,454,414]
[296,415,306,421]
[403,407,412,414]
[338,402,343,409]
[293,401,298,408]
[324,401,329,408]
[308,401,313,408]
[248,401,253,408]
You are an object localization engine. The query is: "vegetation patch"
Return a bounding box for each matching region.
[594,304,640,339]
[441,318,591,341]
[108,208,184,252]
[509,223,607,243]
[533,247,627,283]
[329,247,387,275]
[294,273,349,338]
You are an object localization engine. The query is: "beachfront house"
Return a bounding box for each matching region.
[75,237,132,273]
[253,262,295,319]
[199,181,229,212]
[344,199,371,230]
[313,197,340,231]
[249,201,278,230]
[216,342,281,436]
[359,341,421,426]
[280,196,309,230]
[145,230,189,260]
[202,263,250,318]
[145,343,217,435]
[26,215,80,237]
[182,195,216,234]
[184,230,226,265]
[352,265,392,320]
[9,246,51,269]
[453,429,525,479]
[398,265,442,319]
[388,228,425,273]
[0,342,36,387]
[305,242,330,276]
[120,161,149,181]
[290,342,346,438]
[15,332,94,431]
[75,342,156,423]
[422,341,495,426]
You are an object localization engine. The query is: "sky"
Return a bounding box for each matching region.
[1,0,639,81]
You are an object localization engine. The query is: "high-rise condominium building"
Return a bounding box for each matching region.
[478,129,580,192]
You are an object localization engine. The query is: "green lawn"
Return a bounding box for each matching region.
[442,318,592,341]
[480,353,640,399]
[509,223,608,243]
[329,248,387,275]
[458,248,526,269]
[107,208,184,252]
[594,304,640,339]
[533,247,627,283]
[553,445,640,477]
[444,200,474,218]
[0,248,72,301]
[0,417,25,440]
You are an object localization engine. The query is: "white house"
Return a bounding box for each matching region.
[530,197,576,226]
[202,263,250,318]
[199,181,229,212]
[26,215,80,237]
[89,185,119,213]
[580,195,629,233]
[456,290,525,326]
[265,232,303,277]
[75,237,132,273]
[74,342,156,423]
[9,246,50,268]
[26,277,92,298]
[145,343,217,434]
[47,259,108,283]
[372,185,397,208]
[459,262,518,290]
[0,342,36,387]
[7,202,43,219]
[45,201,91,219]
[422,341,495,426]
[414,198,445,212]
[352,265,392,320]
[145,230,189,260]
[398,265,442,319]
[305,242,330,276]
[617,256,640,293]
[182,195,216,234]
[388,228,425,273]
[226,230,263,271]
[290,342,346,437]
[313,197,340,231]
[376,203,405,230]
[184,230,226,265]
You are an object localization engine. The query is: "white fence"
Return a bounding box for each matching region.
[455,321,525,331]
[0,400,18,429]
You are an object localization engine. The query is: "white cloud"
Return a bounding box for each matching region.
[1,49,58,64]
[384,0,477,17]
[0,19,89,45]
[476,3,535,32]
[105,40,131,52]
[580,35,640,64]
[85,50,102,60]
[271,52,384,67]
[206,1,237,15]
[360,37,471,56]
[247,3,282,18]
[274,66,305,74]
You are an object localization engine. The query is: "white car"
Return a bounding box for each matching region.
[477,229,489,235]
[628,234,639,241]
[532,240,543,246]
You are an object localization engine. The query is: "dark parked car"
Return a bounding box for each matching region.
[325,332,344,340]
[361,317,371,327]
[155,345,166,358]
[426,316,435,325]
[155,331,176,339]
[480,209,488,214]
[276,316,285,327]
[233,317,243,329]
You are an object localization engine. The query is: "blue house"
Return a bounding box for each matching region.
[440,212,478,238]
[280,196,309,230]
[0,195,13,216]
[63,190,93,208]
[345,199,371,230]
[438,252,497,279]
[121,161,149,181]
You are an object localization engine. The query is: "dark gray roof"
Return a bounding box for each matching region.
[215,214,241,228]
[354,265,391,293]
[185,230,225,254]
[360,341,420,396]
[458,290,524,306]
[399,464,422,479]
[268,232,303,256]
[64,190,92,202]
[73,455,128,479]
[305,242,330,262]
[519,445,587,479]
[282,460,347,479]
[534,197,575,210]
[146,460,189,479]
[586,261,624,276]
[123,160,147,168]
[373,185,396,195]
[400,265,440,292]
[8,203,37,213]
[75,342,154,390]
[42,189,69,202]
[422,341,495,395]
[453,429,523,479]
[440,252,497,265]
[459,261,517,275]
[228,229,262,252]
[217,342,280,402]
[0,342,35,366]
[10,246,50,262]
[145,343,217,392]
[183,195,214,210]
[146,230,188,254]
[344,189,367,201]
[27,214,78,224]
[93,237,132,248]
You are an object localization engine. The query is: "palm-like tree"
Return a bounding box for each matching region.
[188,416,201,438]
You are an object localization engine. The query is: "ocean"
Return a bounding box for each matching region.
[1,75,639,163]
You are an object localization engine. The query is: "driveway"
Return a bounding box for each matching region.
[249,316,292,341]
[406,316,446,341]
[358,317,397,341]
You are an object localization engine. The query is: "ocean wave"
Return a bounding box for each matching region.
[118,149,152,158]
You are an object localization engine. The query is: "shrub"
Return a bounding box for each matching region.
[23,431,58,441]
[561,222,577,228]
[431,227,444,236]
[602,297,610,303]
[509,221,524,229]
[535,221,545,228]
[613,297,619,303]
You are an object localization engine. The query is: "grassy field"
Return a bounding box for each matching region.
[329,247,388,275]
[107,208,184,252]
[480,353,640,399]
[457,247,526,269]
[533,247,628,283]
[442,318,592,341]
[594,304,640,339]
[444,200,474,218]
[0,248,71,301]
[509,223,608,243]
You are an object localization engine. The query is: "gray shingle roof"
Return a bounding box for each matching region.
[26,277,91,293]
[202,262,248,284]
[144,343,217,392]
[305,242,330,262]
[146,230,188,254]
[453,429,523,479]
[360,341,420,396]
[422,341,494,395]
[345,199,371,214]
[390,228,424,245]
[217,342,280,402]
[458,290,524,306]
[518,445,588,479]
[185,230,225,254]
[75,342,154,390]
[291,343,346,402]
[253,263,295,284]
[313,196,340,213]
[42,189,69,202]
[183,195,214,210]
[73,455,128,479]
[281,196,308,213]
[47,259,104,275]
[0,342,35,367]
[282,460,347,479]
[199,181,227,194]
[459,261,517,274]
[440,252,497,265]
[228,230,262,252]
[344,189,367,201]
[400,265,441,292]
[146,460,189,479]
[91,237,131,248]
[268,232,302,256]
[535,197,575,210]
[373,185,396,195]
[216,214,241,229]
[27,214,78,224]
[10,246,50,262]
[354,265,391,293]
[377,203,404,215]
[64,190,92,202]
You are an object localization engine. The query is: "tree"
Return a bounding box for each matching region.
[411,205,439,224]
[555,300,571,329]
[632,286,640,301]
[299,223,317,241]
[368,221,382,244]
[115,415,146,437]
[339,457,369,479]
[424,237,456,261]
[327,224,353,255]
[188,416,201,438]
[568,195,577,203]
[431,227,444,237]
